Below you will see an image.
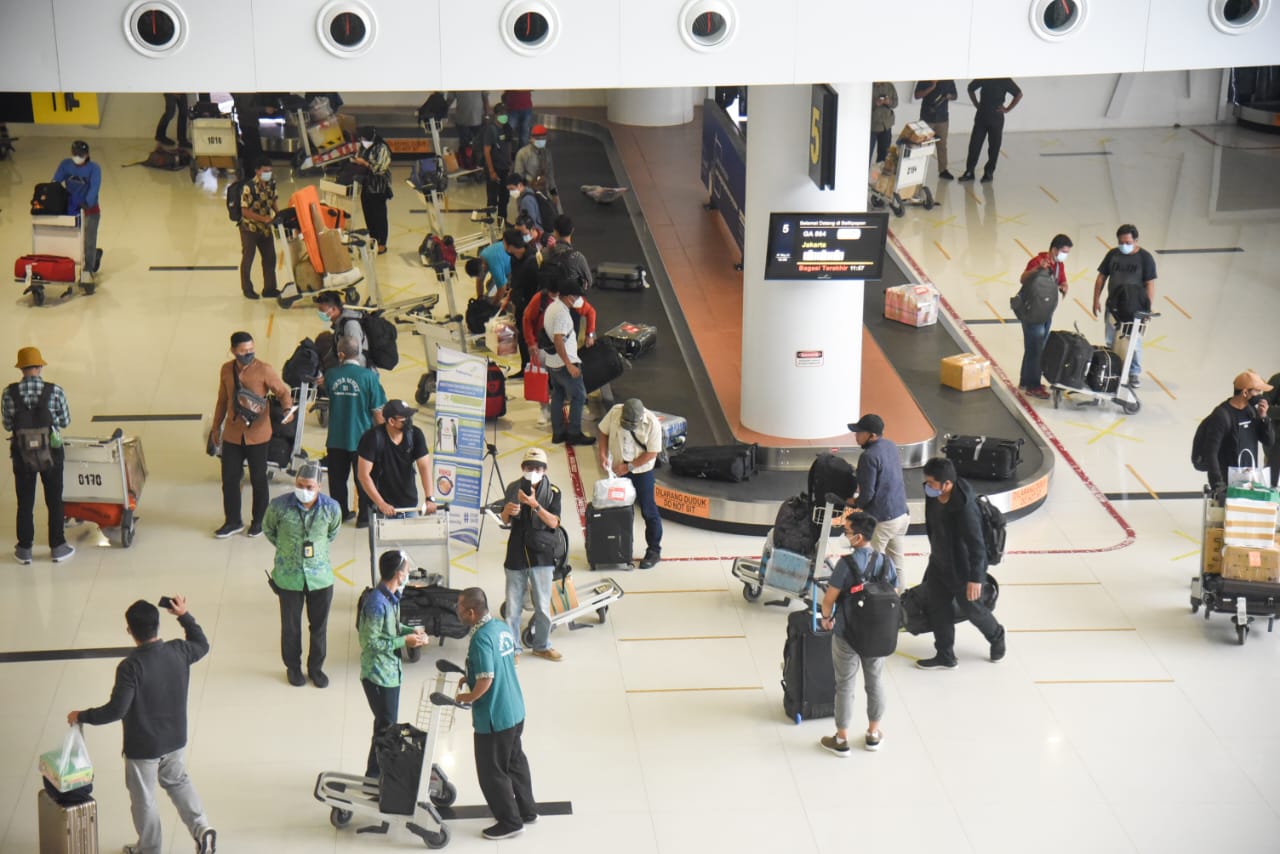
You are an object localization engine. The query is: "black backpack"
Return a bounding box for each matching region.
[836,552,900,658]
[282,338,322,388]
[523,189,556,230]
[807,453,857,509]
[976,494,1007,566]
[8,383,55,473]
[1191,407,1229,473]
[1107,281,1151,324]
[419,92,450,124]
[358,311,400,370]
[226,179,246,223]
[465,298,500,334]
[773,495,819,556]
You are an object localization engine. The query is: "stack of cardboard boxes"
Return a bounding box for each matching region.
[883,284,939,327]
[1207,484,1280,583]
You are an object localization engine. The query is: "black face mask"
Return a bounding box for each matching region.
[235,352,256,366]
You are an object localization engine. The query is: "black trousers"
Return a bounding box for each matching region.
[870,128,892,164]
[474,721,536,830]
[14,451,66,550]
[325,447,369,518]
[155,94,188,143]
[220,439,269,528]
[923,570,1004,658]
[486,167,510,218]
[965,112,1005,177]
[239,227,277,295]
[361,680,400,778]
[361,191,389,249]
[278,582,333,672]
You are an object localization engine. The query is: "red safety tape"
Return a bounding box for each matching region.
[563,445,589,538]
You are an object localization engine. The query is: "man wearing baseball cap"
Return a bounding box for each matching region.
[53,140,104,281]
[513,124,557,201]
[500,448,564,661]
[4,347,74,564]
[1199,370,1274,490]
[356,400,436,525]
[597,398,664,569]
[847,414,910,589]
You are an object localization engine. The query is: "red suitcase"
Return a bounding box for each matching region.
[14,254,76,283]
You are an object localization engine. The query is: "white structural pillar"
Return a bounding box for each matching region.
[607,87,695,127]
[740,82,873,439]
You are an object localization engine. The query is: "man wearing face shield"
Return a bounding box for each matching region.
[52,140,103,281]
[512,124,557,200]
[262,461,342,688]
[211,332,293,539]
[501,448,563,662]
[351,126,392,254]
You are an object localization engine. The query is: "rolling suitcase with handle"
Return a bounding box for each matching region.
[601,321,657,359]
[37,789,99,854]
[942,434,1023,481]
[585,502,633,570]
[593,262,647,291]
[1042,330,1092,390]
[781,594,834,723]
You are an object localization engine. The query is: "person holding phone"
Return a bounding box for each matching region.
[500,448,563,662]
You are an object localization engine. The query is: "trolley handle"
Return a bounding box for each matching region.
[110,428,123,441]
[379,503,450,517]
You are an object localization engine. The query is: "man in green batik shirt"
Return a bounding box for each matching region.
[263,461,343,689]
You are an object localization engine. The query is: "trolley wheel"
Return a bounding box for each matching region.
[430,780,457,808]
[1052,388,1062,409]
[329,807,353,828]
[1121,398,1141,415]
[597,606,608,624]
[921,186,935,210]
[31,286,46,307]
[1190,597,1201,615]
[121,511,136,548]
[890,195,905,217]
[344,287,359,305]
[423,825,450,849]
[521,624,534,648]
[743,583,763,602]
[1236,622,1249,645]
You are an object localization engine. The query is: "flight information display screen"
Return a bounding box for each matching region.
[764,212,889,280]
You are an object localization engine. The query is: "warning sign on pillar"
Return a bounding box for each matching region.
[795,350,824,367]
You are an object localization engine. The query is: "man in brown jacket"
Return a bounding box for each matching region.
[211,331,293,538]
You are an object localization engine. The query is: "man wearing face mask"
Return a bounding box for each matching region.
[356,400,437,526]
[352,126,392,255]
[543,280,595,446]
[513,125,557,201]
[916,457,1006,670]
[262,461,343,688]
[315,291,368,368]
[53,140,103,281]
[324,337,386,524]
[506,174,546,233]
[1092,224,1157,389]
[482,104,515,219]
[236,156,279,300]
[1200,371,1274,491]
[211,332,293,539]
[1017,234,1072,400]
[501,448,563,662]
[505,228,541,378]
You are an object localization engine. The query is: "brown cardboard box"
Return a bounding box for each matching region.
[1222,545,1280,583]
[940,354,991,391]
[1203,527,1224,574]
[550,577,579,617]
[900,121,936,144]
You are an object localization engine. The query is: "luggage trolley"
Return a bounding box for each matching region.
[732,502,840,605]
[1050,312,1159,415]
[869,130,938,217]
[315,660,463,849]
[368,508,453,589]
[19,214,87,306]
[1190,486,1280,645]
[187,114,239,182]
[502,574,626,649]
[61,429,146,548]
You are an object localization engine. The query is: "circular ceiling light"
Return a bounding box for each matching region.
[680,1,737,51]
[1029,0,1087,42]
[501,2,560,55]
[1210,0,1269,34]
[317,1,377,57]
[123,1,189,57]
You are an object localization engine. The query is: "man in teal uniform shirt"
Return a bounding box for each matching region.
[323,336,386,523]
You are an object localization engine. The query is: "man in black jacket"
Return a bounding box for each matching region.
[917,458,1006,670]
[69,597,217,854]
[1202,370,1274,490]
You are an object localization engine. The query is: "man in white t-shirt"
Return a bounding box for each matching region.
[542,280,595,446]
[596,398,664,568]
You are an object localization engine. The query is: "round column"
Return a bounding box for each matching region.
[607,87,695,127]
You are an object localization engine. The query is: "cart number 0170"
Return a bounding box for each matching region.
[77,473,103,486]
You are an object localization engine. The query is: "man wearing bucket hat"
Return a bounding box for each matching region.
[1200,370,1274,491]
[501,448,564,661]
[4,347,74,564]
[596,398,664,569]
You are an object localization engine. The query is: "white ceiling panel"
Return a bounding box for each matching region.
[797,0,973,83]
[1145,0,1280,72]
[969,0,1153,78]
[1,0,62,92]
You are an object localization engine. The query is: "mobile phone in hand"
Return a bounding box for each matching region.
[158,596,174,610]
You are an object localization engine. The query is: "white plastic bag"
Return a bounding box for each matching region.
[40,725,93,792]
[593,475,636,509]
[1228,450,1269,488]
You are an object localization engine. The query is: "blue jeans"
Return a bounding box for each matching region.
[1104,313,1143,377]
[548,365,586,438]
[505,566,553,650]
[508,109,534,148]
[1019,318,1052,389]
[627,468,663,554]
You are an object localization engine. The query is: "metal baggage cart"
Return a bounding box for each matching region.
[869,136,938,217]
[1050,311,1160,415]
[501,574,625,648]
[315,660,462,849]
[188,117,239,181]
[1190,485,1280,644]
[20,214,87,305]
[368,508,452,589]
[732,501,840,605]
[272,223,362,310]
[61,429,146,548]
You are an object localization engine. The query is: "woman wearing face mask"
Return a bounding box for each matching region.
[262,462,343,688]
[1016,233,1073,400]
[210,331,294,539]
[500,448,564,662]
[52,140,104,281]
[352,126,392,254]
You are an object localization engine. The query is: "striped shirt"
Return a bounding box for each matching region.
[2,376,71,432]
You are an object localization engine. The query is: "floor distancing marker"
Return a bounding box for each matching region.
[332,558,355,586]
[1124,464,1159,500]
[1163,295,1192,319]
[928,215,957,229]
[1014,238,1033,257]
[266,312,274,338]
[996,213,1025,225]
[1065,417,1140,445]
[965,188,983,205]
[1142,335,1173,353]
[933,240,951,260]
[983,300,1005,324]
[964,270,1008,287]
[1171,529,1200,561]
[1040,185,1059,203]
[1073,297,1095,317]
[1096,235,1111,250]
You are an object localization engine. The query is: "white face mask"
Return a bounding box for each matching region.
[1055,251,1069,263]
[72,156,87,166]
[522,233,533,243]
[294,487,317,504]
[360,139,372,149]
[524,470,544,485]
[533,139,547,150]
[571,296,584,309]
[1118,243,1135,255]
[260,171,273,182]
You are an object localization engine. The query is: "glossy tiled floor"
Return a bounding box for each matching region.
[1,119,1279,853]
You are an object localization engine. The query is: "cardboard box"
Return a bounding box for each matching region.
[884,284,939,327]
[550,577,579,617]
[1224,495,1280,547]
[940,354,991,391]
[1203,527,1225,575]
[900,121,936,144]
[1222,545,1280,583]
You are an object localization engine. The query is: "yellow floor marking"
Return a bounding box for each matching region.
[1147,371,1176,401]
[1073,297,1095,318]
[1014,238,1033,257]
[1097,137,1114,146]
[625,686,761,694]
[933,240,951,260]
[1161,130,1179,143]
[1000,149,1009,158]
[1040,185,1059,203]
[1068,268,1093,283]
[1096,235,1111,250]
[332,558,355,586]
[1065,417,1141,445]
[1124,464,1159,499]
[1041,138,1061,148]
[964,271,1008,287]
[1173,530,1200,544]
[1163,296,1192,319]
[1036,679,1173,685]
[303,446,324,458]
[928,215,957,229]
[1142,335,1172,353]
[1172,548,1200,562]
[1010,627,1135,633]
[618,635,746,642]
[625,589,729,595]
[266,312,275,338]
[965,188,983,205]
[983,300,1005,324]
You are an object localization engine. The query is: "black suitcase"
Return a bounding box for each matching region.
[1042,330,1092,389]
[585,502,633,569]
[942,434,1023,481]
[31,182,69,216]
[374,723,427,815]
[602,321,657,360]
[669,443,758,483]
[782,604,834,723]
[400,584,469,639]
[593,262,647,291]
[900,575,1000,635]
[580,344,628,393]
[1086,347,1123,393]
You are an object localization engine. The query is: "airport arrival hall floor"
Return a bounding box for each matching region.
[1,118,1279,853]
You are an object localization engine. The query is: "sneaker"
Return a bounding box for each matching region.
[197,826,218,854]
[864,730,883,752]
[820,735,851,758]
[1024,386,1051,400]
[638,552,661,570]
[482,824,524,840]
[566,433,596,446]
[1128,375,1141,389]
[551,434,566,445]
[536,406,551,428]
[14,546,32,565]
[957,172,975,182]
[261,288,281,299]
[990,634,1007,663]
[309,669,329,688]
[214,523,244,539]
[939,169,955,180]
[916,655,958,670]
[155,135,176,146]
[124,845,142,854]
[51,543,76,563]
[242,290,260,300]
[531,648,563,662]
[246,523,263,538]
[286,668,306,687]
[521,813,539,825]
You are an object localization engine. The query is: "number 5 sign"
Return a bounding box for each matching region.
[808,84,837,191]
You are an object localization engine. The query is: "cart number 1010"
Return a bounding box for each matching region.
[77,473,103,486]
